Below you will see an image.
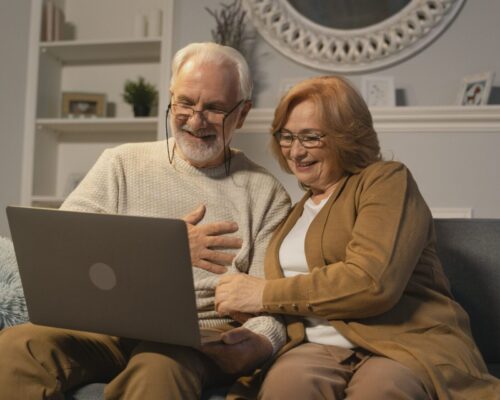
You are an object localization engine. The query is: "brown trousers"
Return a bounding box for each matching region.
[0,323,233,400]
[259,342,434,400]
[0,324,433,400]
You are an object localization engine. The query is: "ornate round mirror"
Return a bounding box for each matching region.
[242,0,465,72]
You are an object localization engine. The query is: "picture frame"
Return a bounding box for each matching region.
[62,92,106,118]
[361,76,396,107]
[456,72,495,106]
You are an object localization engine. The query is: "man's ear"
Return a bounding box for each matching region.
[235,100,252,129]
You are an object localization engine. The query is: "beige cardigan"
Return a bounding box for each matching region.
[262,161,500,399]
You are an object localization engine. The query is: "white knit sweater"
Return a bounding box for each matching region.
[61,140,291,353]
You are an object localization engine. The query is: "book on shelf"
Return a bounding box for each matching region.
[40,0,65,42]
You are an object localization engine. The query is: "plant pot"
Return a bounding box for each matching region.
[133,104,151,117]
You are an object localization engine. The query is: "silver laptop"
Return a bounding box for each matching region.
[6,206,221,348]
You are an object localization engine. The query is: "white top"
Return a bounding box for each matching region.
[279,196,355,348]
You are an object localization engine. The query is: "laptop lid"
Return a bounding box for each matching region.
[6,206,211,348]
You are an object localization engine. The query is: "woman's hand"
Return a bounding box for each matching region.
[215,274,266,315]
[182,205,242,274]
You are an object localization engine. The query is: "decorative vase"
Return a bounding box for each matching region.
[133,104,151,117]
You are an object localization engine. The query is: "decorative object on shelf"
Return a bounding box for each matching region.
[133,13,147,38]
[206,0,259,99]
[122,77,158,117]
[241,0,465,73]
[361,76,396,107]
[62,92,106,118]
[456,72,495,106]
[205,0,253,55]
[133,9,163,38]
[148,9,163,37]
[41,0,65,41]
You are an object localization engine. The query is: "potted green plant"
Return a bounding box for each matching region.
[122,76,158,117]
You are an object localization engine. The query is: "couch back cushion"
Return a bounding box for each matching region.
[434,219,500,364]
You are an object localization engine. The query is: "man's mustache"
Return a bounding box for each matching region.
[180,124,217,138]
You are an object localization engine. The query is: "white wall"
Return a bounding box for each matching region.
[173,1,500,108]
[175,0,500,217]
[233,128,500,218]
[0,0,499,233]
[0,0,31,237]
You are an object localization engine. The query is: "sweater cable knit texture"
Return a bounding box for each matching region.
[61,139,291,353]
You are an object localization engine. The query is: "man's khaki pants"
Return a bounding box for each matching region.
[0,323,232,400]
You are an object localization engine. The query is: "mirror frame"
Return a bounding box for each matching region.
[242,0,465,73]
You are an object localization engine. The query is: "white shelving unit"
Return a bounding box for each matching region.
[21,0,174,208]
[40,38,163,64]
[36,117,159,134]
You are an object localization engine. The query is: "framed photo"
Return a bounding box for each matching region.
[361,76,395,107]
[456,72,494,106]
[62,92,106,118]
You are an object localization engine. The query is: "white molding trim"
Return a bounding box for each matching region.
[242,0,465,73]
[240,106,500,134]
[431,208,472,219]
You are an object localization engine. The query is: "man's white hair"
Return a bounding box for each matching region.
[170,42,253,100]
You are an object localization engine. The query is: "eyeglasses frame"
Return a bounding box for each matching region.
[273,131,327,148]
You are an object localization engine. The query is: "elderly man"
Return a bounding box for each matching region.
[0,42,290,399]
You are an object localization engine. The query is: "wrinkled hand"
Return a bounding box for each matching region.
[215,274,266,315]
[201,327,273,375]
[182,205,243,274]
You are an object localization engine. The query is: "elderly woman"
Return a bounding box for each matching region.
[214,76,499,399]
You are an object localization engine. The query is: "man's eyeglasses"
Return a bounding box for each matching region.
[170,100,244,126]
[273,131,326,148]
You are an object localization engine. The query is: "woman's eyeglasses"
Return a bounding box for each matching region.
[273,131,326,148]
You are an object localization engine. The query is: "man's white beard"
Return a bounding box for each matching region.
[172,122,224,165]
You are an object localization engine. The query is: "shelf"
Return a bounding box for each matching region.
[36,117,158,135]
[21,0,175,206]
[31,196,65,208]
[40,38,162,64]
[240,106,500,134]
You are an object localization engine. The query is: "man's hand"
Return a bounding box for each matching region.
[182,205,243,274]
[215,274,266,315]
[201,327,273,375]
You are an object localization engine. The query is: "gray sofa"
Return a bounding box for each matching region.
[434,219,500,378]
[2,219,500,399]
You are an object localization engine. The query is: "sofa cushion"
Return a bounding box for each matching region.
[434,219,500,367]
[0,237,28,329]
